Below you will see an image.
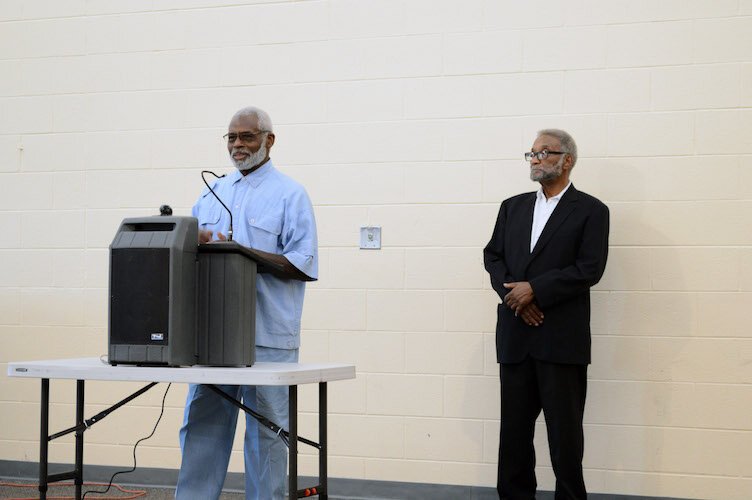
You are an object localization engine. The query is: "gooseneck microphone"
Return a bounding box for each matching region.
[200,170,234,241]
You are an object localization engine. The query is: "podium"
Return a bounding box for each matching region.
[196,241,284,367]
[109,217,283,367]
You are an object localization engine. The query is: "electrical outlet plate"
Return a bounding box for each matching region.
[360,226,381,249]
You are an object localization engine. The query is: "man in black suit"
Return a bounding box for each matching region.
[483,129,609,500]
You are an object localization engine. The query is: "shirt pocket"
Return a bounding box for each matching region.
[198,206,222,227]
[197,192,223,227]
[247,215,283,251]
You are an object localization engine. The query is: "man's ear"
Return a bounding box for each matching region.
[266,133,276,149]
[564,153,574,171]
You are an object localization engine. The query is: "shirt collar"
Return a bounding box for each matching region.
[230,158,275,188]
[536,181,572,202]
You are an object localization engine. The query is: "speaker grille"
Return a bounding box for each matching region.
[110,248,170,345]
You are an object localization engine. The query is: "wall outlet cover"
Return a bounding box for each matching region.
[360,226,381,249]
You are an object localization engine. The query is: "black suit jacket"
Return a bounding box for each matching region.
[484,185,609,365]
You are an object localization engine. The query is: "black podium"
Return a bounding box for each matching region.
[196,241,284,367]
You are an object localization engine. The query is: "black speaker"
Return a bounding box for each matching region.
[108,217,198,366]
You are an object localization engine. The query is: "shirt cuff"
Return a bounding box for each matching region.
[284,251,317,280]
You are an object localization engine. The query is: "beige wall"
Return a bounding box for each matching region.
[1,1,751,498]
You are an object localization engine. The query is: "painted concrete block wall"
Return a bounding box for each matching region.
[0,1,750,498]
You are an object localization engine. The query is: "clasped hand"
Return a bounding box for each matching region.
[503,281,544,327]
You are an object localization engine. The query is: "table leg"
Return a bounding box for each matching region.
[319,382,327,500]
[75,380,84,500]
[40,378,49,500]
[289,385,298,500]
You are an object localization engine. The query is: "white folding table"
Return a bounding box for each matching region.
[7,357,355,500]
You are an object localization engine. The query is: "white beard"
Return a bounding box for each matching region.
[231,141,268,171]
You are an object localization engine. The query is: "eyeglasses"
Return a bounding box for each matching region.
[524,150,566,162]
[223,131,269,143]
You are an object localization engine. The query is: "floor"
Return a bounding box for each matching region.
[0,479,244,499]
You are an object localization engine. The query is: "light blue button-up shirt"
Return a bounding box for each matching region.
[192,159,318,349]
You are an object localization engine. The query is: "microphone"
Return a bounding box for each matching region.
[200,170,233,241]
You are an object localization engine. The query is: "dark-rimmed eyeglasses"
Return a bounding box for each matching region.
[524,150,566,162]
[223,131,269,143]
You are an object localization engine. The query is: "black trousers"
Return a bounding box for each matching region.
[497,357,587,500]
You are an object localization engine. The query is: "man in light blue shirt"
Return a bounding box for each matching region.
[176,106,318,500]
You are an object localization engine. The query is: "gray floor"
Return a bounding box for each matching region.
[0,459,689,500]
[0,459,500,499]
[0,479,245,499]
[0,480,479,500]
[0,478,691,500]
[0,477,500,499]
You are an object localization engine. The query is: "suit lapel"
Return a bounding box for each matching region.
[517,193,535,255]
[527,185,580,262]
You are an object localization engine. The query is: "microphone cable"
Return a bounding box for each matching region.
[201,170,234,241]
[81,383,172,499]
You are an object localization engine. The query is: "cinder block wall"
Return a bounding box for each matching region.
[1,1,750,499]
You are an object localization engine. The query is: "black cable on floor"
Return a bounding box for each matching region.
[81,383,172,499]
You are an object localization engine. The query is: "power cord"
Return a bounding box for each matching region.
[0,480,145,499]
[81,383,172,499]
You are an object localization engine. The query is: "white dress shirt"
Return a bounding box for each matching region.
[530,182,572,252]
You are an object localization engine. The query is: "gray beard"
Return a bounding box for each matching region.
[530,156,564,182]
[231,142,268,171]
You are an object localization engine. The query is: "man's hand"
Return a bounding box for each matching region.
[198,230,227,243]
[519,302,544,326]
[503,281,535,313]
[199,230,213,243]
